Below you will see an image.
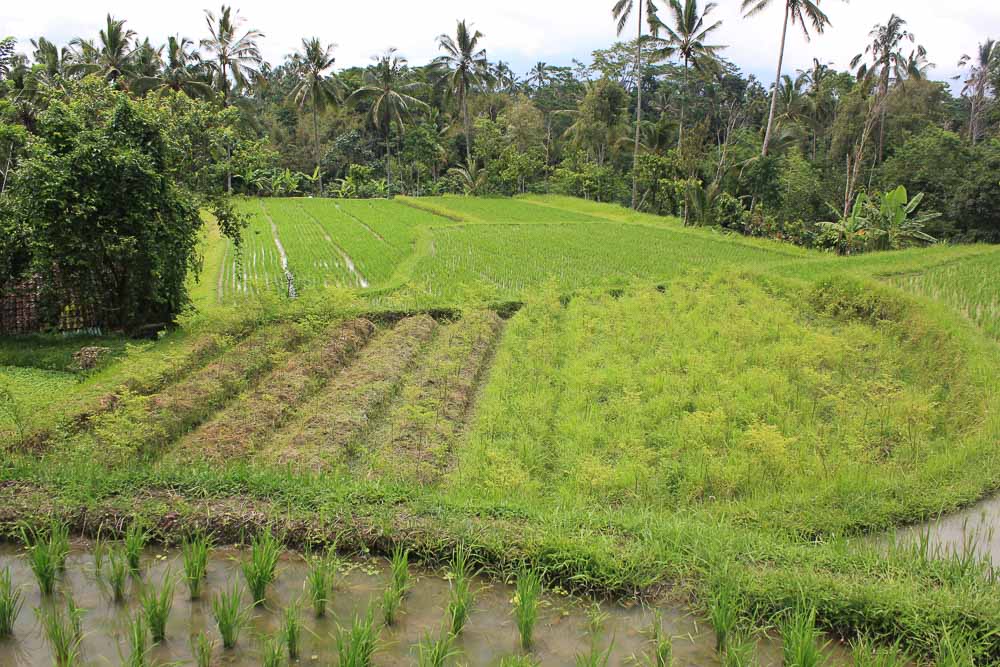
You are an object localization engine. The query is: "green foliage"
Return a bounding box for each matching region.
[416,631,459,667]
[447,543,475,636]
[281,600,302,661]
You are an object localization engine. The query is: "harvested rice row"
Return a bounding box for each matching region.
[165,318,377,464]
[86,322,311,462]
[370,310,503,482]
[259,314,439,469]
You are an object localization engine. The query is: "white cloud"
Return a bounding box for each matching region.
[4,0,998,87]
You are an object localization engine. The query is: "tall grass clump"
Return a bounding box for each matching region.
[779,606,827,667]
[212,582,250,649]
[334,605,379,667]
[37,599,84,667]
[0,567,23,637]
[182,531,211,599]
[282,599,302,660]
[123,521,149,573]
[242,529,283,605]
[140,571,175,643]
[306,550,335,617]
[416,631,459,667]
[123,611,149,667]
[935,625,979,667]
[21,520,69,595]
[513,568,542,651]
[107,547,130,602]
[447,544,475,636]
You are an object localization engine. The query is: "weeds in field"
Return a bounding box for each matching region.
[191,631,213,667]
[334,604,379,667]
[446,543,475,635]
[282,599,302,660]
[306,550,336,617]
[37,598,84,667]
[123,610,149,667]
[513,568,542,651]
[123,521,149,573]
[935,624,979,666]
[182,531,211,599]
[242,529,283,605]
[0,567,23,636]
[780,606,826,667]
[416,630,459,667]
[212,582,250,649]
[107,547,130,602]
[140,571,175,643]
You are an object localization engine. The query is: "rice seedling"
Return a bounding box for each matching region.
[242,528,283,605]
[779,606,827,667]
[123,521,149,573]
[191,631,213,667]
[212,582,251,650]
[634,610,672,667]
[333,604,379,667]
[50,521,70,572]
[850,635,909,667]
[707,577,742,654]
[92,527,108,576]
[281,599,302,660]
[446,544,475,636]
[21,522,67,596]
[140,570,175,643]
[122,610,149,667]
[381,580,404,626]
[721,633,757,667]
[575,639,615,667]
[513,568,542,651]
[182,531,211,599]
[36,599,84,667]
[305,550,335,617]
[390,545,410,596]
[415,630,459,667]
[261,633,287,667]
[0,567,23,637]
[107,547,130,602]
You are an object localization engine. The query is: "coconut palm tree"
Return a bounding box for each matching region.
[289,38,340,194]
[433,20,491,166]
[527,61,552,90]
[350,49,429,193]
[492,61,518,94]
[135,36,213,99]
[741,0,839,157]
[201,5,264,107]
[30,37,73,81]
[612,0,657,209]
[648,0,724,150]
[958,39,999,144]
[70,15,136,85]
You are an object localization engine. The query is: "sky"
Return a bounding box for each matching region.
[3,1,999,89]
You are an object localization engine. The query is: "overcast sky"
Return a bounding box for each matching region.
[4,1,999,88]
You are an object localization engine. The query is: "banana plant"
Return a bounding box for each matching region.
[818,195,875,255]
[867,186,938,250]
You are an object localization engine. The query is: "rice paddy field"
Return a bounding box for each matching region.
[2,195,1000,665]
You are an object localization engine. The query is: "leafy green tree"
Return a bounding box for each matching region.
[741,0,838,157]
[433,20,491,166]
[350,49,428,194]
[289,38,340,194]
[611,0,657,209]
[649,0,725,150]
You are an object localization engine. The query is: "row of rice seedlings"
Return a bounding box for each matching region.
[242,529,283,605]
[21,520,70,595]
[0,567,23,636]
[381,546,410,626]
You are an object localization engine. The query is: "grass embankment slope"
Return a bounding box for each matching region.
[2,194,1000,661]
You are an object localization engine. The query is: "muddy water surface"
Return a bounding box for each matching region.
[890,494,1000,565]
[0,543,847,666]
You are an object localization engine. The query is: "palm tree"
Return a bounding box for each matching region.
[155,36,212,98]
[492,61,518,94]
[648,0,724,150]
[30,37,72,81]
[958,39,999,144]
[741,0,839,157]
[527,61,552,90]
[289,38,340,194]
[350,49,429,193]
[132,38,163,79]
[433,20,491,166]
[70,15,136,85]
[201,5,264,107]
[612,0,657,209]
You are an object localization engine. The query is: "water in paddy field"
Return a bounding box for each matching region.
[0,541,853,666]
[891,494,1000,566]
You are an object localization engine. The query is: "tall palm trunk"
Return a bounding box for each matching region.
[385,132,393,194]
[221,61,233,194]
[462,86,473,166]
[761,2,791,157]
[312,103,323,195]
[679,57,689,149]
[630,3,643,210]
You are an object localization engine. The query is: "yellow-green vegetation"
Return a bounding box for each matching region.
[2,195,1000,662]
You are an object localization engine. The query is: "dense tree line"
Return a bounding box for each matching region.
[1,3,999,267]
